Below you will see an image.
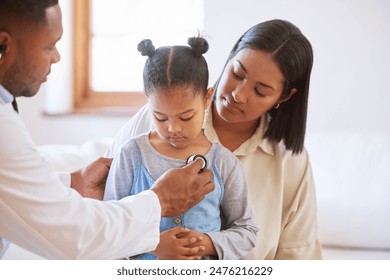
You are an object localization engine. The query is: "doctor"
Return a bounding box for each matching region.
[0,0,214,259]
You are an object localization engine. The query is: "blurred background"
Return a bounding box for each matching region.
[17,0,390,145]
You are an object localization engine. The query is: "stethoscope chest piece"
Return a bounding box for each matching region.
[186,154,207,173]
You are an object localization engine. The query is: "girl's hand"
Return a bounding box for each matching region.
[177,229,217,259]
[151,227,205,260]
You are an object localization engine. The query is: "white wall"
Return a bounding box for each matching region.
[18,1,130,145]
[19,0,390,145]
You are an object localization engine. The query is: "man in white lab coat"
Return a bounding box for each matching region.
[0,0,214,259]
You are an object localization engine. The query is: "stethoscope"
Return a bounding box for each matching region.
[186,154,207,173]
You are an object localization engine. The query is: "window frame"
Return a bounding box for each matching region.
[73,0,147,115]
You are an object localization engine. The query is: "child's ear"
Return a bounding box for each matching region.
[204,87,214,108]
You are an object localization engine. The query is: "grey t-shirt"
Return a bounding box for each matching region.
[104,132,258,259]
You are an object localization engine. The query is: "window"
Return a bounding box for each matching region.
[73,0,204,114]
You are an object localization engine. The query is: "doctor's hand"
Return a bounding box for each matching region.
[71,157,112,200]
[152,158,214,217]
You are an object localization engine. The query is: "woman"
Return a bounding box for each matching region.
[106,19,323,260]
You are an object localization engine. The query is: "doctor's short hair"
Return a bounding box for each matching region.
[137,36,209,97]
[0,0,59,25]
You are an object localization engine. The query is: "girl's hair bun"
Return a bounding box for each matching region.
[188,36,209,56]
[137,39,156,57]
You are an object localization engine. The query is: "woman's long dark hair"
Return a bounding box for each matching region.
[215,19,313,154]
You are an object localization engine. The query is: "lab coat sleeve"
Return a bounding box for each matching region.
[0,106,161,259]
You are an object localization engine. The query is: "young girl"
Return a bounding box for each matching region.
[103,37,257,260]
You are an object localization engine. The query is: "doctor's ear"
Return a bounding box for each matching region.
[0,31,12,60]
[0,45,5,58]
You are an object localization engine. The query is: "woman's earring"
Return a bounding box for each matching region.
[274,103,280,109]
[267,112,272,122]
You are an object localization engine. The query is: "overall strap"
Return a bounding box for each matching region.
[130,138,142,166]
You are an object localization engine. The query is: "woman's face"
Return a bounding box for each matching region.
[214,48,286,124]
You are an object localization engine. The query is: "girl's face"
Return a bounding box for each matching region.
[148,86,212,150]
[214,48,286,124]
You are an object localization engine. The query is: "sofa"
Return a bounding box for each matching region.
[3,131,390,259]
[306,130,390,259]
